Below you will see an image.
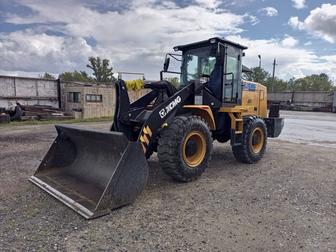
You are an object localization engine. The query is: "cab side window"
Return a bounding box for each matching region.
[223,46,240,102]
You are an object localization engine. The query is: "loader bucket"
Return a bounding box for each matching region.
[29,125,148,219]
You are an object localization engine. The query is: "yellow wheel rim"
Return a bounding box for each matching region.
[182,130,206,167]
[250,127,265,154]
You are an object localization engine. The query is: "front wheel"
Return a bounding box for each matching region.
[158,115,213,182]
[232,117,267,164]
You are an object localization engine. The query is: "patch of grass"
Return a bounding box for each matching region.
[0,117,112,127]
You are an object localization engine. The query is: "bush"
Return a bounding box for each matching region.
[125,79,144,90]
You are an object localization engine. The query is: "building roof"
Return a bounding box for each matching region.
[174,37,248,51]
[242,65,252,73]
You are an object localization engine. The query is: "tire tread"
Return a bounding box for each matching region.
[158,115,212,182]
[232,116,267,164]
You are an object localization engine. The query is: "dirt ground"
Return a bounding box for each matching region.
[0,115,335,251]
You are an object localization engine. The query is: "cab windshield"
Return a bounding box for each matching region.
[181,45,217,86]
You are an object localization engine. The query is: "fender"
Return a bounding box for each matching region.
[183,105,216,130]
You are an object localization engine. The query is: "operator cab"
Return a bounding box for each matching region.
[162,37,247,105]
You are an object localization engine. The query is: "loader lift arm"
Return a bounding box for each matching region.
[112,79,196,155]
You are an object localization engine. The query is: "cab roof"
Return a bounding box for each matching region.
[174,37,248,51]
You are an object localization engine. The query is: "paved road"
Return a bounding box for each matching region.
[278,111,336,148]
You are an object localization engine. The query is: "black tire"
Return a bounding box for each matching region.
[232,116,267,164]
[158,115,213,182]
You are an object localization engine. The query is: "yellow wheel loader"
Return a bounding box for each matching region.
[30,38,284,219]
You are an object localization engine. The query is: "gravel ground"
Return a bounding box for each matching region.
[0,118,335,251]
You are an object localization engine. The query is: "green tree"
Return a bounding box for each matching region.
[266,77,288,92]
[287,77,296,91]
[166,77,180,88]
[245,67,336,92]
[59,71,93,82]
[294,73,335,91]
[246,67,270,86]
[86,56,114,83]
[40,72,56,79]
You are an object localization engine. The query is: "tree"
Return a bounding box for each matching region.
[246,67,270,86]
[40,72,56,79]
[59,71,93,82]
[294,73,335,91]
[245,67,335,92]
[166,77,180,88]
[86,56,114,83]
[287,77,296,91]
[266,77,288,92]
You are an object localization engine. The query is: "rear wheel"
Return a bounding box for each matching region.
[232,117,267,164]
[158,115,213,182]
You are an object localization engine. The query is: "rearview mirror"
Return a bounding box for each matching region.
[163,57,170,72]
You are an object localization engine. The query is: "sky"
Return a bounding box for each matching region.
[0,0,336,81]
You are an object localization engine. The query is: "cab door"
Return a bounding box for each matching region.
[222,45,242,104]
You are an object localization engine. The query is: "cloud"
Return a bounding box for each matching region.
[291,0,306,9]
[248,15,259,26]
[1,0,255,78]
[321,55,336,64]
[230,0,256,7]
[288,16,304,30]
[259,7,278,17]
[288,4,336,43]
[226,35,336,80]
[281,35,299,47]
[0,30,94,73]
[194,0,219,9]
[1,0,336,82]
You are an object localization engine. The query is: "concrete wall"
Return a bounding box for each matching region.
[268,91,335,111]
[0,75,59,109]
[0,75,150,117]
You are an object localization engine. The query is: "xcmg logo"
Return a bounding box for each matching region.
[159,96,181,119]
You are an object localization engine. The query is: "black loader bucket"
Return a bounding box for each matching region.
[29,125,149,219]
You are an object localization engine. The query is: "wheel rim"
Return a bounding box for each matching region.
[250,127,264,154]
[182,130,206,167]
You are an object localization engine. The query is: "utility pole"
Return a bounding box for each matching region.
[272,58,277,92]
[258,55,261,68]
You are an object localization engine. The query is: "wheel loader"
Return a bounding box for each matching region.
[30,37,284,219]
